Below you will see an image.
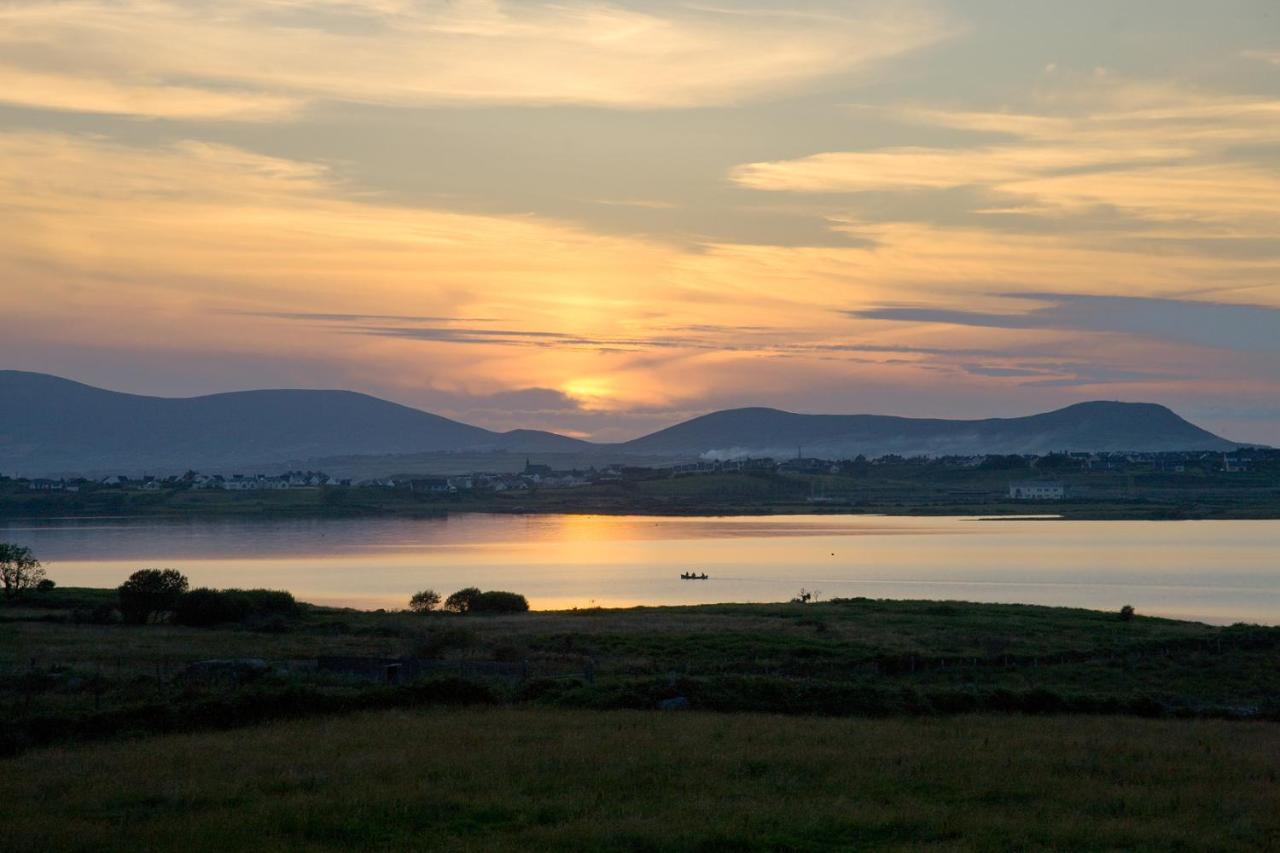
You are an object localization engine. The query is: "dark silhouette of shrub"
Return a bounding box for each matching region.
[36,578,56,592]
[409,589,441,612]
[117,569,189,624]
[470,591,530,614]
[443,587,529,614]
[1119,604,1136,622]
[444,587,482,613]
[174,588,298,627]
[175,588,251,626]
[0,543,44,599]
[239,589,297,616]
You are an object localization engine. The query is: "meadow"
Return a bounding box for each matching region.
[4,588,1278,756]
[2,707,1277,852]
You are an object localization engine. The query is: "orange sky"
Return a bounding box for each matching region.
[1,1,1278,443]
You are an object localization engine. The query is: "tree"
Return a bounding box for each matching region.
[409,589,441,613]
[117,569,189,624]
[470,591,529,614]
[444,587,482,613]
[0,543,44,599]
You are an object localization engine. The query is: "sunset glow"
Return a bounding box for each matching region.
[1,1,1277,443]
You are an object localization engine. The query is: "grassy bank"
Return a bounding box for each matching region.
[3,707,1278,852]
[5,589,1279,755]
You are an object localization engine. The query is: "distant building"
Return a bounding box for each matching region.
[1222,453,1252,473]
[1008,482,1065,500]
[409,477,453,494]
[523,459,553,478]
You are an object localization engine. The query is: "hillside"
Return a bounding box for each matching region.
[0,371,1245,476]
[619,401,1242,458]
[0,371,588,476]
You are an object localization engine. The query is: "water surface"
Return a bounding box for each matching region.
[3,514,1277,624]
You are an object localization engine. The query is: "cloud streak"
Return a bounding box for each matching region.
[0,0,954,118]
[731,77,1280,236]
[851,293,1280,353]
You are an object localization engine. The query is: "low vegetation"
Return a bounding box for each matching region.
[442,587,530,614]
[2,708,1277,852]
[3,579,1278,849]
[3,584,1278,756]
[173,588,298,627]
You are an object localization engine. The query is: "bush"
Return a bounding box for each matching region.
[471,591,529,614]
[174,588,298,627]
[174,588,250,626]
[0,543,44,599]
[239,589,298,616]
[1119,604,1136,622]
[117,569,189,624]
[409,589,441,613]
[36,579,56,592]
[444,587,481,613]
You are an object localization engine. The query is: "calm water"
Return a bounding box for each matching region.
[3,514,1278,624]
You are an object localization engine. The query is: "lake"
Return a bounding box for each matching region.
[3,514,1277,624]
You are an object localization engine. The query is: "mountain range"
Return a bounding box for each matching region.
[0,371,1246,477]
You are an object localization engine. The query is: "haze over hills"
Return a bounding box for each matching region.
[0,371,590,476]
[618,403,1244,460]
[0,371,1247,477]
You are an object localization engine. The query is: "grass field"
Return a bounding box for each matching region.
[5,591,1279,850]
[4,589,1279,754]
[2,708,1277,852]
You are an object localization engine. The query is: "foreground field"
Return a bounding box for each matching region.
[4,590,1279,753]
[2,708,1277,852]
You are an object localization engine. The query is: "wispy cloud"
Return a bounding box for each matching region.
[0,0,954,119]
[851,293,1280,352]
[731,77,1280,236]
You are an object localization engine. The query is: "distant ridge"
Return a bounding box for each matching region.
[616,402,1244,459]
[0,371,590,476]
[0,371,1246,476]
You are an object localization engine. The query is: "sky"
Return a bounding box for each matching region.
[1,0,1278,444]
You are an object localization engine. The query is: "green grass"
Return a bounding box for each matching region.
[4,591,1278,743]
[2,707,1277,852]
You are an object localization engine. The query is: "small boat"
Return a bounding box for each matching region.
[680,572,710,580]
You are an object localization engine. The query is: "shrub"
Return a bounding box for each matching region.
[239,589,298,616]
[409,589,441,613]
[36,578,56,592]
[0,543,44,599]
[1119,604,1136,622]
[444,587,482,613]
[471,591,530,614]
[175,588,251,626]
[117,569,189,624]
[174,588,298,627]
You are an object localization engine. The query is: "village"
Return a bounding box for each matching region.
[8,448,1272,502]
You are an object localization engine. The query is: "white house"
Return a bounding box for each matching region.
[1008,482,1066,500]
